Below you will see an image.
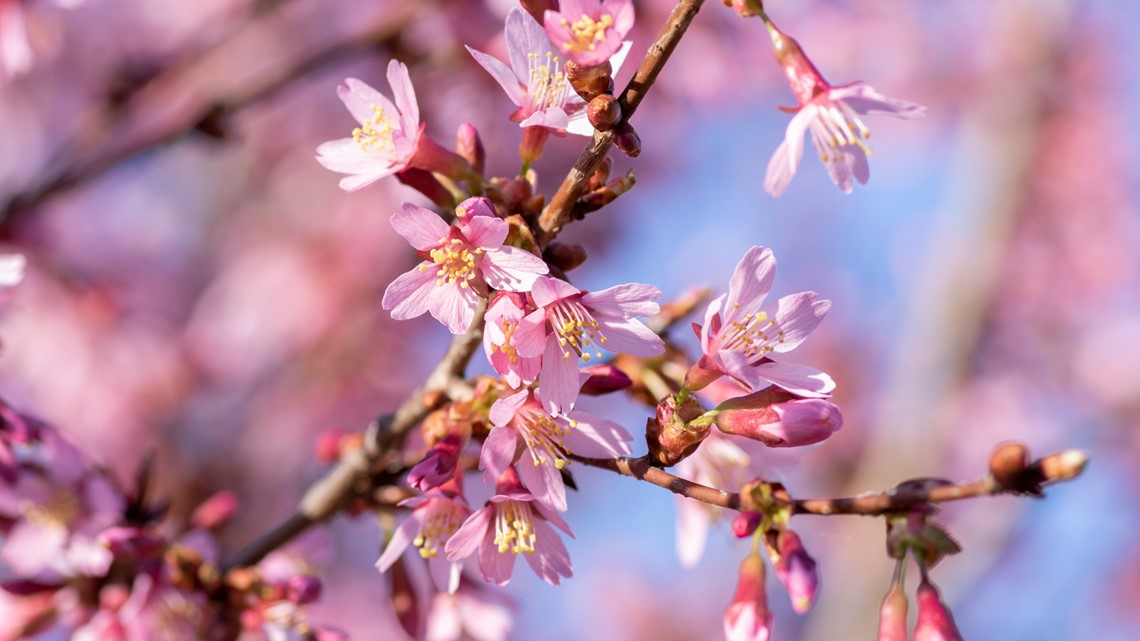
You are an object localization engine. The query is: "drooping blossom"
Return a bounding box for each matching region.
[724,553,773,641]
[760,20,925,197]
[444,467,573,587]
[543,0,634,68]
[482,389,631,511]
[377,478,471,594]
[515,275,663,413]
[380,199,548,334]
[768,530,820,614]
[914,573,965,641]
[423,580,514,641]
[482,292,541,389]
[687,246,834,398]
[466,8,630,164]
[316,60,472,191]
[878,562,909,641]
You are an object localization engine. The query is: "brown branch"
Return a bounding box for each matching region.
[536,0,709,245]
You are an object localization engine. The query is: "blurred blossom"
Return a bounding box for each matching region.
[543,0,634,69]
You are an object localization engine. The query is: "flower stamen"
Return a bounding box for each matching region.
[494,501,537,554]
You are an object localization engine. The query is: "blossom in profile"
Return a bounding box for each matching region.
[445,467,573,586]
[713,387,842,447]
[543,0,635,68]
[761,21,925,197]
[424,580,514,641]
[914,573,965,641]
[316,60,471,191]
[381,199,548,335]
[516,275,663,413]
[687,246,834,397]
[482,389,631,511]
[376,480,471,594]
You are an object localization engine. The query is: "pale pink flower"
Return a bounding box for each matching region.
[515,275,663,413]
[724,554,773,641]
[423,581,514,641]
[0,252,25,308]
[543,0,634,68]
[381,200,548,335]
[376,483,471,594]
[482,389,631,511]
[316,60,471,191]
[687,246,834,398]
[761,22,925,197]
[482,292,541,389]
[444,467,573,587]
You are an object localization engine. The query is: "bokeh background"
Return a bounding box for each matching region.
[2,0,1138,639]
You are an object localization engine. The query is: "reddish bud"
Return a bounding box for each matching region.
[914,575,964,641]
[455,122,485,176]
[580,364,633,395]
[520,0,558,24]
[988,441,1030,491]
[732,511,763,538]
[878,568,909,641]
[613,122,641,158]
[519,126,550,167]
[543,242,589,272]
[578,170,637,214]
[565,59,614,101]
[190,490,240,530]
[645,394,709,467]
[285,575,322,605]
[587,94,622,131]
[714,388,842,447]
[408,432,466,492]
[770,530,820,614]
[724,553,773,641]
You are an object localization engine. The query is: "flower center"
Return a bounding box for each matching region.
[548,299,605,362]
[352,104,397,154]
[493,501,536,554]
[518,408,573,470]
[560,13,615,53]
[490,318,521,364]
[721,310,784,360]
[812,102,873,161]
[19,489,79,528]
[526,52,571,113]
[424,238,483,288]
[413,500,465,559]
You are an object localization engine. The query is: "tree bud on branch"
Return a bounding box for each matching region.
[645,393,708,467]
[565,59,614,101]
[587,94,622,131]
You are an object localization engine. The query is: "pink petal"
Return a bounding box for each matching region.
[830,83,926,119]
[530,276,580,308]
[489,391,529,427]
[754,361,836,398]
[517,455,567,512]
[382,265,438,320]
[391,204,450,251]
[770,292,830,354]
[460,215,509,249]
[582,283,661,318]
[562,411,632,458]
[595,317,664,357]
[1,520,66,575]
[764,106,815,197]
[376,511,420,571]
[339,78,398,127]
[466,46,525,107]
[385,59,420,132]
[480,426,520,486]
[538,338,581,413]
[504,8,556,80]
[518,108,570,132]
[445,506,493,562]
[427,281,480,335]
[478,530,516,585]
[530,499,574,537]
[513,309,549,358]
[523,520,572,586]
[480,247,548,292]
[429,556,461,594]
[724,247,776,324]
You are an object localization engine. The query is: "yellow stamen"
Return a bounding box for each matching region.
[559,13,615,53]
[352,105,397,153]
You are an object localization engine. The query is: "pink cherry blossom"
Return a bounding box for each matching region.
[380,200,548,335]
[724,554,773,641]
[543,0,635,69]
[444,467,573,587]
[316,60,471,192]
[376,482,471,594]
[423,580,514,641]
[687,246,834,398]
[482,292,541,389]
[482,389,631,512]
[713,387,843,447]
[515,275,663,413]
[761,22,925,197]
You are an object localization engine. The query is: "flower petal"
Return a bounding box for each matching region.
[339,78,398,126]
[538,338,582,413]
[445,506,493,561]
[480,247,548,292]
[596,317,664,357]
[466,46,526,107]
[427,280,480,334]
[582,283,661,318]
[480,426,520,486]
[382,265,438,320]
[563,411,632,458]
[754,361,836,398]
[517,454,567,512]
[391,203,450,251]
[524,520,572,586]
[375,511,420,572]
[724,247,776,326]
[385,59,420,132]
[770,292,830,354]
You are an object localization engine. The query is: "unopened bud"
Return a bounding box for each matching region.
[286,575,322,605]
[645,394,709,466]
[724,553,772,641]
[580,364,632,395]
[771,530,820,614]
[191,490,240,531]
[878,567,908,641]
[613,122,641,158]
[315,429,348,463]
[1036,449,1088,484]
[714,388,842,447]
[732,511,763,538]
[914,575,964,641]
[587,94,622,131]
[726,0,764,18]
[454,196,498,221]
[544,242,589,273]
[496,176,534,214]
[988,441,1030,491]
[408,432,465,492]
[565,60,614,101]
[456,122,485,176]
[586,156,613,191]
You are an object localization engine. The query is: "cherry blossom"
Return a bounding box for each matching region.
[376,479,471,594]
[543,0,634,68]
[482,292,541,389]
[724,554,773,641]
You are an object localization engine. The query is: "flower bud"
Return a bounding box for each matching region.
[645,394,709,467]
[732,511,763,538]
[408,431,465,492]
[725,0,764,18]
[191,490,240,531]
[1036,449,1088,484]
[878,569,908,641]
[989,441,1030,491]
[770,530,819,614]
[914,575,964,641]
[714,388,842,447]
[285,575,322,605]
[724,553,773,641]
[565,59,614,101]
[578,170,637,214]
[455,122,485,176]
[579,364,633,395]
[613,122,641,157]
[587,94,622,131]
[543,242,589,273]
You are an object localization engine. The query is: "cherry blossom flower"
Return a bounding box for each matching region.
[466,8,630,164]
[423,580,514,641]
[515,275,663,413]
[687,246,834,398]
[543,0,634,68]
[724,553,773,641]
[381,200,548,335]
[768,530,820,614]
[482,292,541,389]
[761,21,925,197]
[444,467,572,587]
[482,389,631,511]
[316,60,472,192]
[377,480,471,594]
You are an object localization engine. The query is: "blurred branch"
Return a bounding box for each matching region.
[537,0,708,246]
[1,0,432,226]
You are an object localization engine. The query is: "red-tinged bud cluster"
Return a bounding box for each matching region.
[733,511,763,538]
[614,122,641,157]
[914,574,964,641]
[565,59,615,102]
[645,393,709,466]
[586,156,613,191]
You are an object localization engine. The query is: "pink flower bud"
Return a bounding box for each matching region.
[455,122,485,176]
[724,554,773,641]
[191,490,240,531]
[613,122,641,157]
[878,575,908,641]
[580,364,633,395]
[914,575,964,641]
[286,575,323,605]
[732,511,763,538]
[714,388,842,447]
[771,530,819,614]
[587,94,622,131]
[408,432,465,492]
[396,168,455,210]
